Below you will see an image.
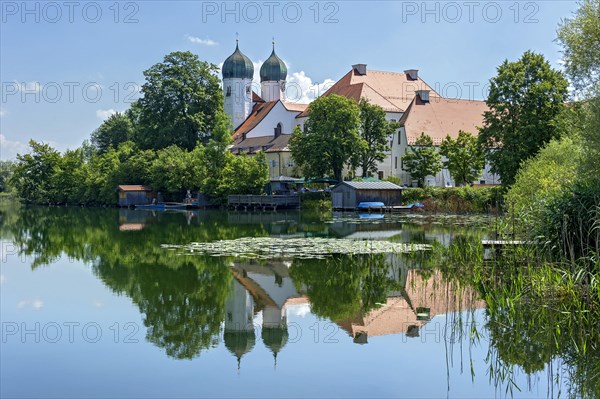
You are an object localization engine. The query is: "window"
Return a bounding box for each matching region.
[274,123,282,138]
[226,86,231,97]
[390,119,396,122]
[398,131,401,145]
[378,171,384,180]
[395,156,398,169]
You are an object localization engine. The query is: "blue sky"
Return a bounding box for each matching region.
[0,1,579,160]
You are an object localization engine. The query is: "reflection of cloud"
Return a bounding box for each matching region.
[0,107,6,117]
[186,35,218,46]
[288,303,311,318]
[0,274,5,284]
[93,300,103,308]
[17,299,44,310]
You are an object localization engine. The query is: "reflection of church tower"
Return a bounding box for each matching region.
[224,280,256,369]
[260,41,287,102]
[222,40,254,128]
[261,305,288,367]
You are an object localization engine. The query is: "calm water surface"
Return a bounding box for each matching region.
[0,206,589,398]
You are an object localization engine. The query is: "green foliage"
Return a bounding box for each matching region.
[506,137,584,236]
[290,94,363,181]
[402,132,442,187]
[353,98,395,177]
[12,140,62,204]
[440,131,484,186]
[150,145,205,196]
[538,178,600,269]
[289,254,401,321]
[211,152,269,201]
[402,186,504,213]
[91,112,134,153]
[556,0,600,93]
[135,51,224,150]
[0,160,16,193]
[478,51,569,186]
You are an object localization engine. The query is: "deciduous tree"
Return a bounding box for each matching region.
[290,94,363,181]
[440,131,484,186]
[402,133,442,187]
[353,99,396,177]
[135,51,223,151]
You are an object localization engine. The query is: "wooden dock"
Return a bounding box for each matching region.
[481,240,532,248]
[227,194,300,210]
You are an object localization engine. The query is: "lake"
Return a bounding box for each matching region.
[0,205,594,398]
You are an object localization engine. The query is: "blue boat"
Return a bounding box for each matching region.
[357,202,385,210]
[135,203,189,211]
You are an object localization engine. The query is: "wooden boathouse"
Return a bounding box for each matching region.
[332,181,404,210]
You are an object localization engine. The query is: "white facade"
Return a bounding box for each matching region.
[224,77,253,129]
[246,101,303,138]
[261,81,285,102]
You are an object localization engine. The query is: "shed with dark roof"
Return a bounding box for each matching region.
[117,185,154,207]
[332,181,403,210]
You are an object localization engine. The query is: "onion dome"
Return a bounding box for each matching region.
[222,41,254,80]
[224,330,256,369]
[260,42,287,82]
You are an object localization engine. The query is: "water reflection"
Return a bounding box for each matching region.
[1,204,598,397]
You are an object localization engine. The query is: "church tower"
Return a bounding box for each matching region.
[260,42,287,102]
[222,40,254,129]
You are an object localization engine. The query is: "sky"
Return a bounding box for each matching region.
[0,0,580,160]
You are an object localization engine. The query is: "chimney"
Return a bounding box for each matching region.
[416,89,430,103]
[404,69,419,80]
[352,64,367,76]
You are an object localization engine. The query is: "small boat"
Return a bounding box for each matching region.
[358,213,385,219]
[357,202,385,211]
[135,203,190,211]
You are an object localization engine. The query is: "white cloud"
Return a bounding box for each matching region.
[186,35,218,46]
[218,59,333,105]
[285,71,335,104]
[17,299,44,310]
[92,300,103,308]
[0,274,5,285]
[0,108,6,118]
[96,109,117,119]
[0,134,29,160]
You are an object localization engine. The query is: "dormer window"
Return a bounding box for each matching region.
[274,122,282,138]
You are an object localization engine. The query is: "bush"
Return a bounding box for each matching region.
[401,186,503,213]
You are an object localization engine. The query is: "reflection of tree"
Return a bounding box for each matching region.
[0,205,269,359]
[289,254,401,321]
[95,257,232,359]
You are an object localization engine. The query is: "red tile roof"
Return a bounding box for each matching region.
[252,91,264,103]
[232,101,278,139]
[400,96,488,145]
[230,133,292,154]
[298,68,440,117]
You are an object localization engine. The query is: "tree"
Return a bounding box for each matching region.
[402,133,442,187]
[353,99,395,177]
[12,140,61,203]
[439,131,484,186]
[135,51,223,151]
[556,0,600,93]
[0,160,16,193]
[213,152,269,201]
[150,145,205,196]
[478,51,569,186]
[289,94,363,181]
[91,112,133,153]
